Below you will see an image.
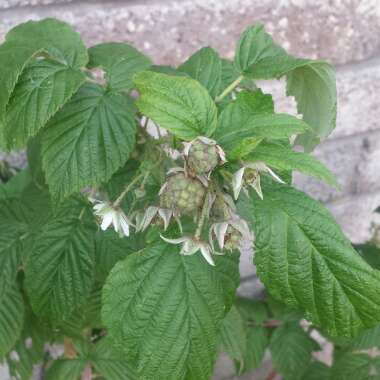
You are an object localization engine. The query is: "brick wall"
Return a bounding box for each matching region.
[1,1,380,378]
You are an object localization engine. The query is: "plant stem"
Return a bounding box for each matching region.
[113,157,164,208]
[81,365,92,380]
[63,337,77,359]
[215,75,244,102]
[266,369,278,380]
[195,193,210,239]
[113,172,146,208]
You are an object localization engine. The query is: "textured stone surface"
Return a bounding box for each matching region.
[0,0,72,8]
[328,190,380,243]
[1,0,380,65]
[294,129,380,203]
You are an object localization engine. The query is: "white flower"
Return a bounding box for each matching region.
[209,216,250,250]
[232,162,284,200]
[90,198,133,237]
[160,235,216,266]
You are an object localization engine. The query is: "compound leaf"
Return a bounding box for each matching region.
[25,198,96,322]
[239,183,380,337]
[219,305,247,366]
[270,322,317,380]
[91,338,138,380]
[88,42,151,92]
[178,47,222,98]
[234,24,336,151]
[4,58,85,149]
[134,70,218,140]
[0,284,24,359]
[102,242,239,380]
[42,82,136,201]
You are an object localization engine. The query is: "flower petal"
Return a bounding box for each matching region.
[181,239,200,256]
[141,206,159,231]
[198,136,216,145]
[167,167,185,175]
[100,212,114,230]
[158,182,168,196]
[134,211,145,232]
[196,174,209,188]
[200,245,215,266]
[232,167,245,200]
[182,141,192,156]
[216,145,227,164]
[214,222,229,250]
[158,208,173,231]
[265,166,285,184]
[250,175,263,200]
[160,235,188,245]
[119,214,131,237]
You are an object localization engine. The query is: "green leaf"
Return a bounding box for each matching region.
[134,70,218,140]
[241,326,269,373]
[27,137,46,187]
[240,182,380,337]
[95,229,146,282]
[214,89,304,157]
[0,170,32,200]
[234,299,269,373]
[41,82,136,201]
[234,24,286,74]
[215,111,310,154]
[270,322,317,380]
[0,43,36,146]
[213,89,272,158]
[0,225,24,295]
[4,58,85,149]
[234,24,336,151]
[6,308,46,380]
[102,242,239,380]
[287,61,337,151]
[5,18,88,68]
[331,352,380,380]
[0,284,24,359]
[232,90,274,114]
[0,19,88,140]
[219,305,247,366]
[300,361,331,380]
[347,323,380,350]
[0,190,49,294]
[45,359,87,380]
[91,338,138,380]
[25,198,96,322]
[88,42,151,92]
[247,142,337,187]
[58,284,103,338]
[178,47,222,98]
[355,244,380,270]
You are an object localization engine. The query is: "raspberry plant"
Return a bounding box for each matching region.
[0,18,380,380]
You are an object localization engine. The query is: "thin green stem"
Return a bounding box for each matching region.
[113,157,164,208]
[195,192,210,239]
[215,75,244,102]
[113,172,146,208]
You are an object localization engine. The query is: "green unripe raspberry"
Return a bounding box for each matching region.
[187,140,219,174]
[210,194,231,221]
[160,173,206,215]
[224,226,242,251]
